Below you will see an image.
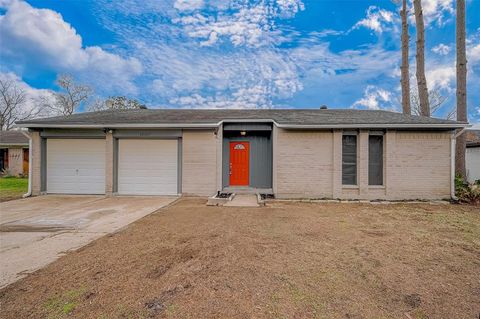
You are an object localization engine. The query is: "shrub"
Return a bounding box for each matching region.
[1,169,15,178]
[455,175,480,205]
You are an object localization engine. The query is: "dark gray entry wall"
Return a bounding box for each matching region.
[222,129,272,189]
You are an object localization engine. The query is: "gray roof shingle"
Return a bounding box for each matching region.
[0,130,29,145]
[16,108,465,128]
[466,130,480,147]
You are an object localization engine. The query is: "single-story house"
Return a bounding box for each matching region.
[17,109,468,200]
[0,130,29,176]
[465,129,480,183]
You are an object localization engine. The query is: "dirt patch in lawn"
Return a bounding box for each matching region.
[1,198,479,318]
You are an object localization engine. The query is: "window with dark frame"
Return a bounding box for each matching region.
[368,135,384,185]
[342,134,357,185]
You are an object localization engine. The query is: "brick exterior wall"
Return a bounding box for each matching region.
[6,147,23,176]
[27,127,452,200]
[275,129,452,200]
[388,132,451,200]
[275,129,334,198]
[182,129,219,196]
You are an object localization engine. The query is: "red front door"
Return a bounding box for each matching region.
[229,141,249,186]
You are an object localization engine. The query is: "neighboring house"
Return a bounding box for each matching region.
[465,129,480,183]
[17,109,467,200]
[0,130,29,176]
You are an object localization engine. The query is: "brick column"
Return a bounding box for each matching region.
[332,130,342,198]
[385,130,396,198]
[105,131,114,196]
[30,131,42,196]
[359,130,369,197]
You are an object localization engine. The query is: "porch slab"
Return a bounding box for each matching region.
[222,187,273,195]
[223,194,259,207]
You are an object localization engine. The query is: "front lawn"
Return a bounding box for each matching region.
[1,198,479,318]
[0,177,28,202]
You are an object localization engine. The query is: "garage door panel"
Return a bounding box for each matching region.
[47,139,106,194]
[118,169,176,178]
[118,139,178,195]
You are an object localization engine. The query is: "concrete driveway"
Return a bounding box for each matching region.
[0,195,177,288]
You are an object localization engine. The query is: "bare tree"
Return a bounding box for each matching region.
[0,78,43,130]
[413,0,430,117]
[455,0,467,178]
[47,74,92,116]
[88,96,147,112]
[398,0,411,115]
[410,86,454,119]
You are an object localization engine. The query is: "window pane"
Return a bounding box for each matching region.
[368,135,383,185]
[342,135,357,185]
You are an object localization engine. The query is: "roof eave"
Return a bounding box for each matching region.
[275,123,469,129]
[0,143,29,147]
[16,119,468,130]
[16,123,221,129]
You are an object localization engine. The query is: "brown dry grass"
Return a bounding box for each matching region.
[1,198,479,319]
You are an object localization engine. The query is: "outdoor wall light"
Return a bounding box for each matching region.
[240,131,246,136]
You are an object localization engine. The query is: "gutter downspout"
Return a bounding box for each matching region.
[21,131,32,198]
[451,127,468,200]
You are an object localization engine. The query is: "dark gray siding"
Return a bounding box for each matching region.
[223,133,272,188]
[223,123,272,131]
[40,129,105,138]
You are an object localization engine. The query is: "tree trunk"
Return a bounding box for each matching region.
[400,0,411,115]
[455,0,467,178]
[413,0,430,117]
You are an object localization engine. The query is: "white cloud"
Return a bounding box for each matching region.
[170,85,273,109]
[173,0,305,47]
[0,0,15,8]
[0,0,142,93]
[468,40,480,65]
[420,0,454,26]
[89,0,305,108]
[426,64,455,91]
[431,43,451,55]
[91,0,406,109]
[351,85,393,110]
[309,29,344,38]
[174,0,204,12]
[352,6,397,33]
[137,40,303,107]
[291,43,400,86]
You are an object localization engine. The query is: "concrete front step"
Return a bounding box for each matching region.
[223,194,259,207]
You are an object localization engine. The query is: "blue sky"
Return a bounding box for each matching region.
[0,0,479,122]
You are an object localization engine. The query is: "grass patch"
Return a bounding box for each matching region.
[44,287,88,319]
[0,177,28,202]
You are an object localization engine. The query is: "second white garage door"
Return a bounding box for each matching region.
[118,139,178,195]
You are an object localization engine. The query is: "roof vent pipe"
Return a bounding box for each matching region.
[320,105,328,109]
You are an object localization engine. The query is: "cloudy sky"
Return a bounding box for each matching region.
[0,0,479,122]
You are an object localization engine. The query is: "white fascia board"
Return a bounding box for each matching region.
[17,123,221,129]
[0,143,29,147]
[274,123,469,129]
[17,119,469,130]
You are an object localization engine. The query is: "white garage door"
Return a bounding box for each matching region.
[118,139,178,195]
[47,139,106,194]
